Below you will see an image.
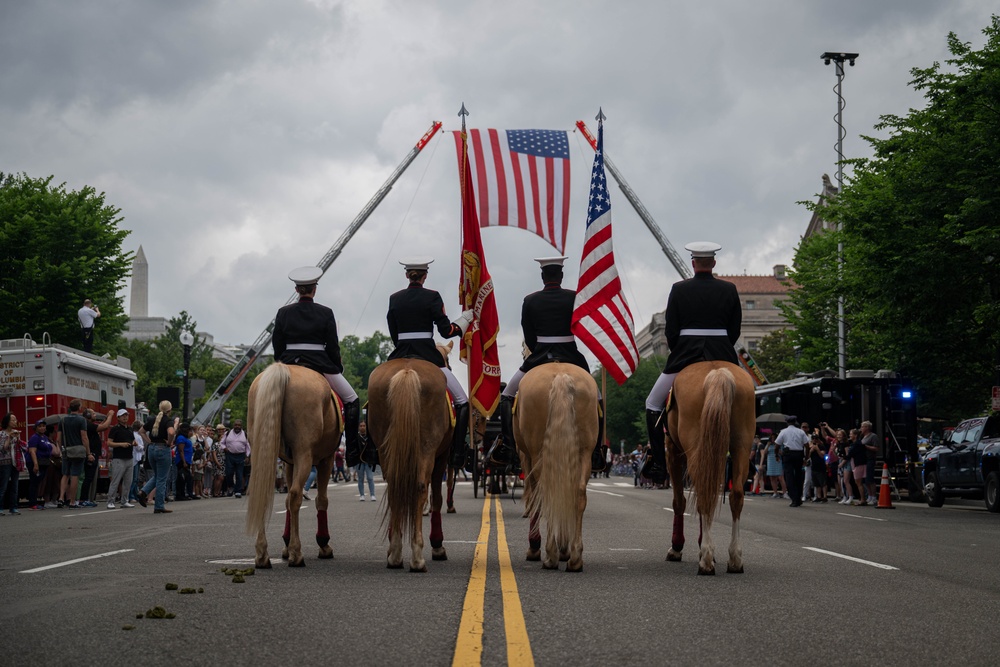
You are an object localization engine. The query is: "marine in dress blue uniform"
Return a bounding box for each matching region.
[386,257,474,467]
[642,242,742,483]
[272,267,363,465]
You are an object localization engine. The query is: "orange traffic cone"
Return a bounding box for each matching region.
[876,464,895,509]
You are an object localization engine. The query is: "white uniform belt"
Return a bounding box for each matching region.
[286,343,326,351]
[679,328,728,336]
[398,332,433,340]
[536,335,575,343]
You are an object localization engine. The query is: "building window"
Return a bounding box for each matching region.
[747,339,759,351]
[745,300,756,310]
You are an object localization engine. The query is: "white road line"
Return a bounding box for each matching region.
[276,505,310,514]
[20,549,135,574]
[206,558,257,565]
[589,482,608,487]
[609,548,645,551]
[803,547,898,570]
[443,540,487,544]
[662,508,691,516]
[837,512,887,522]
[589,490,624,497]
[613,483,634,488]
[62,508,120,517]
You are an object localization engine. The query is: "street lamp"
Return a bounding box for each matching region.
[179,330,194,419]
[821,51,859,380]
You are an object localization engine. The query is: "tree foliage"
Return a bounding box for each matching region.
[789,16,1000,421]
[0,173,131,349]
[597,355,666,454]
[339,331,394,405]
[753,329,799,383]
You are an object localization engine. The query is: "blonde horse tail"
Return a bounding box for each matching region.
[537,373,579,552]
[690,367,735,519]
[382,369,422,540]
[244,363,290,536]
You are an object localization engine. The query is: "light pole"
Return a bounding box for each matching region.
[822,51,858,380]
[179,330,194,420]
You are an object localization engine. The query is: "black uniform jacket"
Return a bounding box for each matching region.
[520,284,589,373]
[662,272,741,374]
[272,297,344,374]
[386,284,461,367]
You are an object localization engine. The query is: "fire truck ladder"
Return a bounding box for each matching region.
[575,120,768,386]
[193,121,444,425]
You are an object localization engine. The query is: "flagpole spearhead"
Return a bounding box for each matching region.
[596,107,606,124]
[458,103,469,131]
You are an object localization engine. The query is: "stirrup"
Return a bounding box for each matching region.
[641,458,667,484]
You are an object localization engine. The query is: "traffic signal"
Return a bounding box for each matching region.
[222,408,231,426]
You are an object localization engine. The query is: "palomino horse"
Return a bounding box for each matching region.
[514,363,599,572]
[663,360,756,575]
[368,357,453,571]
[244,363,343,568]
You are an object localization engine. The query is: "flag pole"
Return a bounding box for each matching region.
[601,367,607,449]
[459,102,476,463]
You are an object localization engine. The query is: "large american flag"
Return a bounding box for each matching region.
[452,129,571,253]
[571,123,639,384]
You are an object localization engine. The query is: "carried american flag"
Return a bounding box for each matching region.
[452,128,571,253]
[571,118,639,384]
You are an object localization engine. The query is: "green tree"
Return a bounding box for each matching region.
[753,329,799,383]
[340,331,394,405]
[791,16,1000,421]
[0,173,131,350]
[597,355,666,454]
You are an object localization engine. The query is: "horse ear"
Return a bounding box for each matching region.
[446,340,454,353]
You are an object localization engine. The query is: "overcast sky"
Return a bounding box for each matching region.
[2,1,995,388]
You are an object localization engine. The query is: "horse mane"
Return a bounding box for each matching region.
[380,368,423,540]
[688,367,735,519]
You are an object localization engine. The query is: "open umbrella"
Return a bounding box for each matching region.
[756,412,788,424]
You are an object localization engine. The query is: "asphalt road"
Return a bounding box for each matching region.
[4,476,999,666]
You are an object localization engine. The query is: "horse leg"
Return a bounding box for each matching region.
[527,510,541,561]
[446,467,456,514]
[315,457,335,559]
[542,526,560,570]
[286,463,306,567]
[666,445,686,562]
[281,462,292,561]
[409,478,428,573]
[727,458,747,574]
[431,459,448,561]
[255,529,272,569]
[697,512,716,575]
[386,520,404,569]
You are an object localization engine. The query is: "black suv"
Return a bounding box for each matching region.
[922,416,1000,512]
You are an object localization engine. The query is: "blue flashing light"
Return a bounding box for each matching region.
[901,390,913,399]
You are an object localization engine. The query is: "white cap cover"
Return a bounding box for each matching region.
[534,256,568,268]
[399,257,435,271]
[288,266,323,285]
[684,241,722,258]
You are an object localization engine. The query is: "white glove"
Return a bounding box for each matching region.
[455,309,475,334]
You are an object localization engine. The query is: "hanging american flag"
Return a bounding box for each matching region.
[571,120,639,385]
[452,129,571,253]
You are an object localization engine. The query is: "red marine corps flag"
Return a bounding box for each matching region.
[571,111,639,384]
[457,105,502,417]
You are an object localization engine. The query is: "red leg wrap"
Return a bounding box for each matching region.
[672,513,685,553]
[316,509,330,547]
[282,513,291,547]
[430,511,443,548]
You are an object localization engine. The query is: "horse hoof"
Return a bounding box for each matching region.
[432,550,448,561]
[281,549,289,561]
[409,564,428,573]
[558,551,569,562]
[526,550,541,562]
[288,559,305,568]
[697,567,716,576]
[447,507,456,514]
[522,510,530,518]
[256,559,272,569]
[542,561,559,570]
[666,551,682,562]
[566,563,583,573]
[318,549,334,560]
[727,564,744,574]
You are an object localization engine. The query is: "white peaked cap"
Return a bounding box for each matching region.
[534,256,568,268]
[288,266,323,285]
[399,257,435,271]
[684,241,722,258]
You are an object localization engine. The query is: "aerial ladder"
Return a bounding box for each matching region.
[575,120,768,386]
[193,121,443,425]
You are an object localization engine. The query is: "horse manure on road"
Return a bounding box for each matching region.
[179,588,197,594]
[165,583,178,590]
[143,606,175,619]
[122,625,135,631]
[232,574,245,583]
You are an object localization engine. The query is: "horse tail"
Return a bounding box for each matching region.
[690,367,736,519]
[382,368,422,540]
[535,373,580,552]
[244,363,290,536]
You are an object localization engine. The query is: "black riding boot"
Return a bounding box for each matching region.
[491,395,516,466]
[641,408,667,484]
[591,397,607,473]
[343,399,361,467]
[450,403,470,468]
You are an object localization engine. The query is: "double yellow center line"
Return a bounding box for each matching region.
[452,494,534,666]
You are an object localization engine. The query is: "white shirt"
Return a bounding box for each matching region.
[132,431,145,464]
[78,306,99,328]
[775,425,809,452]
